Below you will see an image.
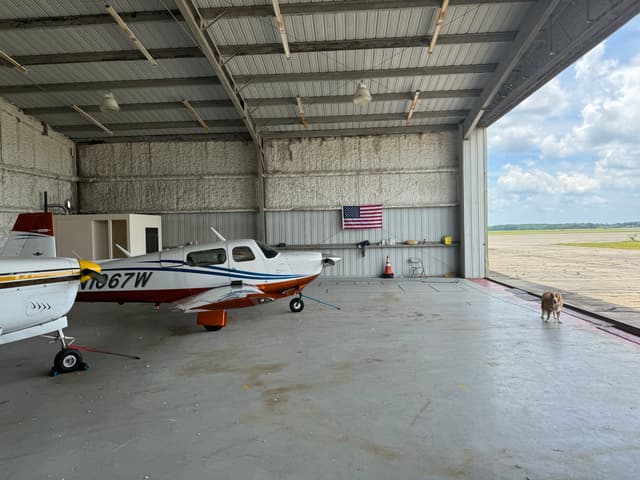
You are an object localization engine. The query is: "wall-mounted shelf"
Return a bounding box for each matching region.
[277,242,459,250]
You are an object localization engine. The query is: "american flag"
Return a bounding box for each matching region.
[342,204,383,229]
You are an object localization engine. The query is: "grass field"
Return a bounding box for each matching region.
[559,241,640,250]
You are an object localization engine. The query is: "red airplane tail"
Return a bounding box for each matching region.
[2,212,56,258]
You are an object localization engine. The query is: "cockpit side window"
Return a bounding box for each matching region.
[232,246,256,262]
[186,248,226,266]
[256,241,279,259]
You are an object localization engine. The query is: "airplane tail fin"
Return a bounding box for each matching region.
[1,212,56,258]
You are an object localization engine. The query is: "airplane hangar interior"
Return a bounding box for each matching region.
[1,1,639,478]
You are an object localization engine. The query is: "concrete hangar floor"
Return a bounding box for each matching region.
[1,278,639,480]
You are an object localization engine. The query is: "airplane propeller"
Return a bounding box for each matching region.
[78,259,107,284]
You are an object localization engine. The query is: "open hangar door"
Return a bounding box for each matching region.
[0,0,637,279]
[2,5,640,480]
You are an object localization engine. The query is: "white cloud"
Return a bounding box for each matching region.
[594,145,640,190]
[574,43,618,85]
[575,59,640,145]
[555,172,600,194]
[515,78,570,117]
[492,41,640,158]
[497,164,599,196]
[489,23,640,224]
[489,78,571,154]
[488,124,540,153]
[544,47,640,155]
[492,39,640,191]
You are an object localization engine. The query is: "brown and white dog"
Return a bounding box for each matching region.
[541,291,563,323]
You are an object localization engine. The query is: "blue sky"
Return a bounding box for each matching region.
[487,15,640,226]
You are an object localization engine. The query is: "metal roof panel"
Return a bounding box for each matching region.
[0,58,215,85]
[34,107,240,126]
[0,0,178,18]
[226,43,502,76]
[2,84,230,109]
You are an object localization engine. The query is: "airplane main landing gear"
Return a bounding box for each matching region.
[289,296,304,313]
[49,329,88,376]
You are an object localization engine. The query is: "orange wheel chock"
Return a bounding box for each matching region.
[197,310,227,328]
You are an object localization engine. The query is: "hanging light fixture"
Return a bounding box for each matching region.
[99,92,120,112]
[352,81,372,105]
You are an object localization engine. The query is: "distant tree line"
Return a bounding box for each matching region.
[488,222,640,231]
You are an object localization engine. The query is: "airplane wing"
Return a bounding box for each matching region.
[172,284,268,312]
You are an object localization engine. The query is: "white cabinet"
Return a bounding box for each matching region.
[54,214,162,260]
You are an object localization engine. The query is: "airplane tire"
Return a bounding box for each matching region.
[54,349,82,373]
[203,325,224,332]
[289,298,304,313]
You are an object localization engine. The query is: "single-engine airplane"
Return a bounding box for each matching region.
[77,229,340,330]
[0,213,104,373]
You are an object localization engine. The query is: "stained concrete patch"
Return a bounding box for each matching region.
[261,384,314,413]
[177,358,287,383]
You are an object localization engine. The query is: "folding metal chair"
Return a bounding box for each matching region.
[408,257,424,277]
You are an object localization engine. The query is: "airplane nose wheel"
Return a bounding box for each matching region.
[50,329,89,376]
[289,297,304,313]
[54,349,83,373]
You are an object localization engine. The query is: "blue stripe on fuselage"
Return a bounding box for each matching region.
[100,264,301,281]
[139,259,299,280]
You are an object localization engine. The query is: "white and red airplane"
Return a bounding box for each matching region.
[0,213,104,374]
[77,230,340,330]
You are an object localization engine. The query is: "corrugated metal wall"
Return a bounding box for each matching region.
[162,212,257,248]
[460,127,487,278]
[266,207,458,245]
[267,206,460,277]
[312,244,459,278]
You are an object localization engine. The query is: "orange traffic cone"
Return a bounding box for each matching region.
[381,256,394,278]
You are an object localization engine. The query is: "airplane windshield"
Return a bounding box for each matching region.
[256,241,279,259]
